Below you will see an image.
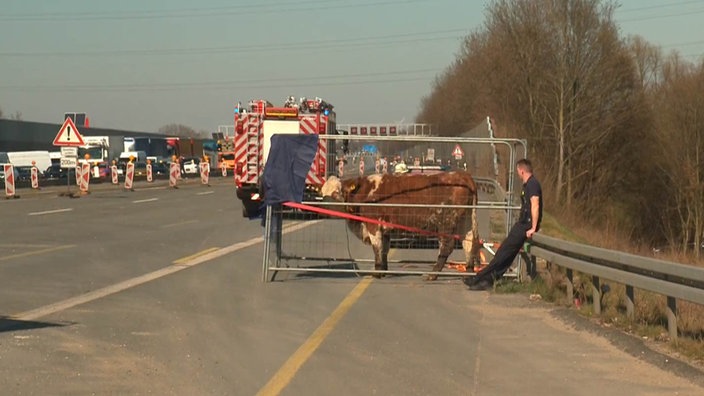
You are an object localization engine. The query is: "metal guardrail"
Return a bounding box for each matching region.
[528,233,704,340]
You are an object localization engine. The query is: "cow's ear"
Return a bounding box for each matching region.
[348,183,356,192]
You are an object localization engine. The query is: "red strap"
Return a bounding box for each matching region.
[282,201,463,241]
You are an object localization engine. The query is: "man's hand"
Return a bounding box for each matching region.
[526,228,536,239]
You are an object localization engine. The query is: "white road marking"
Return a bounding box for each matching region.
[161,220,198,228]
[132,198,159,204]
[11,220,320,322]
[28,208,73,216]
[196,191,214,196]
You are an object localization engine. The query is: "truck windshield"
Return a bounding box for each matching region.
[78,147,103,160]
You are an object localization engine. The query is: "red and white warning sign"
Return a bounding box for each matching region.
[221,163,227,177]
[53,117,85,147]
[78,163,90,193]
[452,144,464,160]
[31,165,40,189]
[146,163,153,183]
[199,162,210,185]
[111,165,119,185]
[382,158,388,174]
[359,158,365,175]
[4,164,15,197]
[124,162,135,190]
[374,159,381,174]
[169,162,179,188]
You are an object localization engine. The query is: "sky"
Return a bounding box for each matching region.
[1,0,703,134]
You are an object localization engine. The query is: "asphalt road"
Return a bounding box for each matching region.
[0,178,702,395]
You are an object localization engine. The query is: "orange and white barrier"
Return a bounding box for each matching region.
[146,163,153,183]
[221,163,227,177]
[111,165,119,184]
[79,163,90,193]
[31,166,40,189]
[4,164,15,198]
[338,159,344,177]
[200,162,210,185]
[169,162,179,188]
[359,158,365,175]
[124,162,135,190]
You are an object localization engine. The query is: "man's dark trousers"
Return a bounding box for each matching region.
[474,222,530,283]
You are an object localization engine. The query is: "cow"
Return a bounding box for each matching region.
[320,171,481,280]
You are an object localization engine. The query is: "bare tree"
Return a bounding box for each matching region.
[158,123,197,137]
[651,57,704,257]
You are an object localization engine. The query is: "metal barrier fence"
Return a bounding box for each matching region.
[261,135,529,282]
[528,233,704,340]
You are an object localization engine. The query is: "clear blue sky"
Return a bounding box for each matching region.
[1,0,703,133]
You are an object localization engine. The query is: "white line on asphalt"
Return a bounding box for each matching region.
[161,220,198,228]
[28,208,73,216]
[196,191,214,195]
[11,220,320,322]
[132,198,159,204]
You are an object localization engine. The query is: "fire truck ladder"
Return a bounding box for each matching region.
[245,116,262,180]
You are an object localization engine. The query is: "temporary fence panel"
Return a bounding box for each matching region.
[261,134,528,282]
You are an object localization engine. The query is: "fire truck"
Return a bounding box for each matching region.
[234,96,337,217]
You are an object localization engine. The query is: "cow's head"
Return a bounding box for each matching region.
[321,176,360,202]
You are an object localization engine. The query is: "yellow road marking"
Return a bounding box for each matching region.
[0,245,75,262]
[172,247,220,265]
[256,276,374,396]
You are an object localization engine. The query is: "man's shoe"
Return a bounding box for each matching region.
[468,279,492,291]
[462,276,476,287]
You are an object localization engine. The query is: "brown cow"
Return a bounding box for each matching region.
[321,171,480,280]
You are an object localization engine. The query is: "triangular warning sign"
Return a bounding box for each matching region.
[53,117,85,146]
[452,144,464,158]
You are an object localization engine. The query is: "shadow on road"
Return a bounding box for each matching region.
[0,316,70,333]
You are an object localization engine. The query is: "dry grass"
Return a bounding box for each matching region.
[522,211,704,364]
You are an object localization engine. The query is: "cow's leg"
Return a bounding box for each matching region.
[425,236,454,281]
[462,194,481,270]
[381,233,391,272]
[369,229,385,278]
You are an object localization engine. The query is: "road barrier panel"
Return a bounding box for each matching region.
[31,165,40,189]
[221,163,227,177]
[147,163,153,182]
[169,162,179,188]
[200,162,210,186]
[124,162,135,191]
[79,163,90,194]
[3,164,17,198]
[111,165,119,185]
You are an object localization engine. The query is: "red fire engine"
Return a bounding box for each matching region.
[234,96,337,217]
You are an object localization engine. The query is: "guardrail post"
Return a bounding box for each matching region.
[625,285,635,319]
[566,268,574,305]
[666,296,678,341]
[591,276,601,315]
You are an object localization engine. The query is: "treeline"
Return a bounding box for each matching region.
[417,0,704,257]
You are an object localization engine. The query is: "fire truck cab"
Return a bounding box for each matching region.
[234,96,337,217]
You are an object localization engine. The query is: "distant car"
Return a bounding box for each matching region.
[44,164,76,180]
[15,166,36,182]
[150,161,169,175]
[133,162,148,177]
[181,157,200,174]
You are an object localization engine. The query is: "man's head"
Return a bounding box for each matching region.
[516,158,533,182]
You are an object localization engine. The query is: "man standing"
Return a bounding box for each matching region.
[465,158,543,291]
